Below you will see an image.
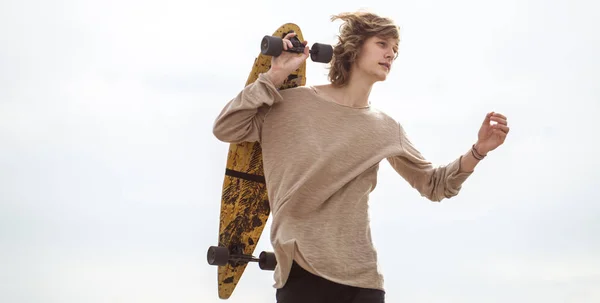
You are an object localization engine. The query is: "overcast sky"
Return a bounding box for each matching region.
[1,0,599,302]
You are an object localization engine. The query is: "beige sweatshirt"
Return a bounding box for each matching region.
[212,72,473,291]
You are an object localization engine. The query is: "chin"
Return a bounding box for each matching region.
[374,73,388,82]
[364,69,388,83]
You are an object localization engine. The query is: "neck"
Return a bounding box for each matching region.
[331,70,375,108]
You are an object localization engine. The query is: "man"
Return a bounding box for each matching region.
[212,11,509,303]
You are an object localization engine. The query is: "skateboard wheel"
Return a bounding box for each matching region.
[207,246,230,266]
[261,35,283,57]
[310,43,333,63]
[258,251,277,271]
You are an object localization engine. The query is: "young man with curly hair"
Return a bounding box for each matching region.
[213,10,509,303]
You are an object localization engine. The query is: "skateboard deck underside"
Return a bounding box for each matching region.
[217,23,306,300]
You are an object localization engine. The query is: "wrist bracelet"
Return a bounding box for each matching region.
[471,144,486,160]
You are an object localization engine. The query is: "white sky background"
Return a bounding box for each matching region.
[1,0,599,302]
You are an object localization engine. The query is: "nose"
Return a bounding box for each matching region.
[385,47,396,60]
[385,48,395,59]
[385,51,395,61]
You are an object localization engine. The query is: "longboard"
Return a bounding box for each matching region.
[208,23,307,300]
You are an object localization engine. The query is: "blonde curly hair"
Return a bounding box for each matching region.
[328,11,400,87]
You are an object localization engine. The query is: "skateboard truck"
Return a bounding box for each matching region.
[261,31,334,63]
[207,245,277,271]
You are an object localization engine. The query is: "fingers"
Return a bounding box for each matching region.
[490,115,507,126]
[491,112,507,120]
[482,112,492,125]
[492,123,510,134]
[283,32,296,39]
[282,38,293,50]
[275,32,309,63]
[281,38,309,58]
[484,111,508,126]
[303,41,310,57]
[282,32,296,50]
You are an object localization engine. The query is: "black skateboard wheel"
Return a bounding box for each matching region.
[261,35,283,57]
[207,246,230,266]
[258,251,277,271]
[310,43,333,63]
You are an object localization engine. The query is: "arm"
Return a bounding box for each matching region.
[387,123,473,202]
[459,143,484,173]
[388,111,510,202]
[212,72,282,143]
[213,32,310,144]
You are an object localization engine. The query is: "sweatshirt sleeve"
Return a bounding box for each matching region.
[386,122,472,202]
[212,72,283,143]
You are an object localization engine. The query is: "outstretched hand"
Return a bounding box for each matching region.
[475,112,510,155]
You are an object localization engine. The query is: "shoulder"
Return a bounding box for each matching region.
[255,73,316,102]
[273,85,320,109]
[366,106,400,126]
[278,85,316,99]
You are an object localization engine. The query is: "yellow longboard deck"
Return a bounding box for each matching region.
[212,23,306,300]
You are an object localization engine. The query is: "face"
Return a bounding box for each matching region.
[353,35,399,83]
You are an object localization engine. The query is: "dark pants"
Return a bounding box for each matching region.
[276,262,385,303]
